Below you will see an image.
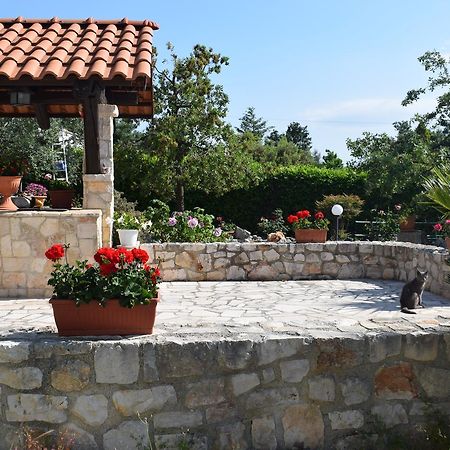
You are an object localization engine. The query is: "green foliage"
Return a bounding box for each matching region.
[144,200,230,243]
[147,43,231,210]
[322,149,344,169]
[316,194,364,224]
[114,211,152,231]
[422,163,450,219]
[286,122,312,152]
[237,106,272,139]
[364,209,400,241]
[256,209,289,236]
[347,121,435,211]
[187,165,367,232]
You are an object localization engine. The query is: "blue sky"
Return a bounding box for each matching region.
[3,1,450,160]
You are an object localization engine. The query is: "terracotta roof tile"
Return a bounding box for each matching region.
[0,17,158,81]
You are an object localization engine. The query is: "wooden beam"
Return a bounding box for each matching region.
[83,97,101,174]
[33,103,50,129]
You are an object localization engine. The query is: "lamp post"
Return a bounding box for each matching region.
[331,204,344,241]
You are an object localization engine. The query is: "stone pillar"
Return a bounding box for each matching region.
[83,104,119,247]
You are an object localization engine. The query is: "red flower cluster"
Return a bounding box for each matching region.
[296,210,311,219]
[287,214,299,224]
[315,212,324,220]
[92,247,152,276]
[45,244,65,261]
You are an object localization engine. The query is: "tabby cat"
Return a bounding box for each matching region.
[400,269,428,314]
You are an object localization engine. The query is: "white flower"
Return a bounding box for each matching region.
[141,220,152,231]
[105,216,114,225]
[117,216,124,224]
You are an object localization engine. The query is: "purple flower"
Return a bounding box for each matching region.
[168,217,177,226]
[213,227,222,237]
[187,217,199,228]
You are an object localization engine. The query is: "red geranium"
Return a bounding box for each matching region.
[100,263,118,276]
[116,247,134,264]
[287,214,299,224]
[132,248,150,264]
[315,211,324,220]
[296,210,311,219]
[94,247,118,265]
[45,244,65,261]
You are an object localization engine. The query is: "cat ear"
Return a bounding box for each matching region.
[416,268,421,276]
[423,271,428,276]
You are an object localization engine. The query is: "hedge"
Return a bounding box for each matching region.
[187,165,368,232]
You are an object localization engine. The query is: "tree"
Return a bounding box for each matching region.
[237,107,271,140]
[322,149,344,169]
[286,122,312,152]
[347,121,432,210]
[147,43,231,210]
[265,129,283,145]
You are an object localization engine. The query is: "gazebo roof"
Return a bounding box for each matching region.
[0,17,159,119]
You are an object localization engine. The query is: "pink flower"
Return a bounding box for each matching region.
[434,223,443,232]
[187,217,199,228]
[445,219,450,225]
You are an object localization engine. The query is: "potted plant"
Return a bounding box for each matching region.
[24,183,48,208]
[46,177,76,209]
[287,209,330,243]
[45,244,161,336]
[114,211,152,247]
[0,152,30,211]
[433,220,450,249]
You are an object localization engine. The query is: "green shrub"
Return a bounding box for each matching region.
[256,209,289,237]
[365,209,400,241]
[187,165,367,232]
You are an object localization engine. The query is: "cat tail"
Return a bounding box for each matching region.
[401,307,417,315]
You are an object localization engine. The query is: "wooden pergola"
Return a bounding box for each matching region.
[0,17,159,173]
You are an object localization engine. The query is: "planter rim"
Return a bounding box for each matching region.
[49,294,160,306]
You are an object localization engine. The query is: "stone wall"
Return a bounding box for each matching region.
[0,210,102,298]
[142,242,450,299]
[0,331,448,449]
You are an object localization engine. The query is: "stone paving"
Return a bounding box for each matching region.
[0,279,450,338]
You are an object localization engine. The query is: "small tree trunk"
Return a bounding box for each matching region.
[175,179,185,212]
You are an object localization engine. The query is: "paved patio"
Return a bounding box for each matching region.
[1,280,450,338]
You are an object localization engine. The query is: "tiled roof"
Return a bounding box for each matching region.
[0,17,159,81]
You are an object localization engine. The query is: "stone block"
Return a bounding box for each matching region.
[154,411,203,428]
[51,359,90,391]
[246,387,299,410]
[256,338,302,365]
[218,340,254,370]
[375,362,417,400]
[368,333,402,363]
[174,251,195,268]
[309,376,335,401]
[317,338,361,370]
[226,266,246,280]
[185,378,225,408]
[280,359,310,383]
[305,253,320,263]
[94,343,139,384]
[404,333,439,361]
[294,253,305,262]
[416,367,450,398]
[248,263,279,280]
[103,421,150,450]
[61,423,98,450]
[329,410,364,430]
[264,249,280,262]
[0,367,42,389]
[252,416,277,450]
[321,252,334,261]
[206,403,237,423]
[339,378,370,405]
[143,343,159,382]
[6,394,68,423]
[336,254,350,264]
[323,262,339,276]
[113,385,177,416]
[217,422,247,450]
[72,395,108,426]
[155,434,207,450]
[371,403,408,428]
[231,373,260,396]
[282,404,324,449]
[262,367,276,384]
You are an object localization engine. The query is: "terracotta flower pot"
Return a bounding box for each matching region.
[0,175,22,211]
[295,228,327,243]
[33,195,47,208]
[48,189,75,209]
[399,215,416,231]
[49,295,159,336]
[446,237,450,250]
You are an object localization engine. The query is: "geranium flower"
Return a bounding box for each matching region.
[296,210,311,219]
[434,223,443,232]
[168,217,177,226]
[116,247,134,264]
[287,214,299,224]
[94,247,118,265]
[45,244,65,261]
[100,263,117,276]
[187,217,199,228]
[315,212,325,220]
[213,227,222,237]
[132,248,149,264]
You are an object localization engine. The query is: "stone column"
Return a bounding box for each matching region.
[83,104,119,247]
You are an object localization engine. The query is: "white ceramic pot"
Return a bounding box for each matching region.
[117,229,139,247]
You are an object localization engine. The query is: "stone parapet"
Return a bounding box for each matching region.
[142,241,450,299]
[0,330,447,449]
[0,210,102,298]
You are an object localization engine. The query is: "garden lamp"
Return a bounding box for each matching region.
[331,204,344,241]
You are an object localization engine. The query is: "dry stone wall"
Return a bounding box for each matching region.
[0,210,102,298]
[142,242,450,299]
[0,331,448,449]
